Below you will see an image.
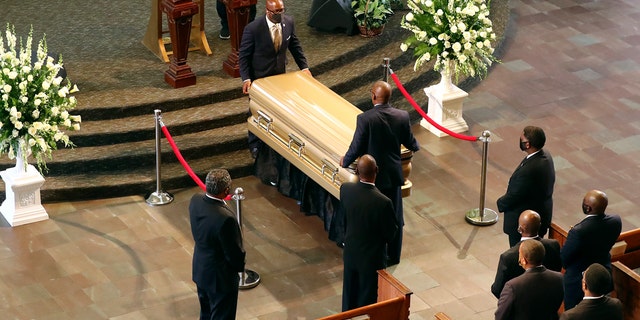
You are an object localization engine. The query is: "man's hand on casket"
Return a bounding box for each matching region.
[243,80,252,94]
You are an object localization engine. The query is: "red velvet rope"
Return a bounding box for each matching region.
[161,124,206,192]
[390,72,478,142]
[161,124,233,201]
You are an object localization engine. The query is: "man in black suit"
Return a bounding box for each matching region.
[239,0,311,187]
[560,263,623,320]
[497,125,556,247]
[495,239,564,320]
[341,154,398,311]
[340,80,420,266]
[189,169,246,320]
[561,189,622,310]
[239,0,310,94]
[491,210,562,298]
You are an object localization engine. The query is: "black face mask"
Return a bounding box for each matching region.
[271,13,282,23]
[519,139,527,151]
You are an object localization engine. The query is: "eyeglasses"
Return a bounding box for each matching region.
[267,8,286,14]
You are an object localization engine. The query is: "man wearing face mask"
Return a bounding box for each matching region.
[497,125,556,247]
[239,0,312,188]
[560,190,622,311]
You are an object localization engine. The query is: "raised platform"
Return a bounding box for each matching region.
[0,0,509,202]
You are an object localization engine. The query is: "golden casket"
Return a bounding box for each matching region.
[247,71,413,199]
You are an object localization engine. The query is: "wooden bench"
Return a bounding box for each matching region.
[548,222,640,319]
[317,269,412,320]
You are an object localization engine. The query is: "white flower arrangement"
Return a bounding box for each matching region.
[0,24,81,172]
[400,0,499,80]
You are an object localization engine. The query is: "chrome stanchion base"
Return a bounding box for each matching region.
[145,191,174,206]
[465,208,499,226]
[239,269,260,289]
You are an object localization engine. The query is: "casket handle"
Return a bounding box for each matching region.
[288,133,305,157]
[321,159,339,183]
[256,110,273,133]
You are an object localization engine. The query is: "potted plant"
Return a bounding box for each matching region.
[351,0,394,37]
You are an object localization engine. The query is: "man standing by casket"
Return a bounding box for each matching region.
[341,80,420,266]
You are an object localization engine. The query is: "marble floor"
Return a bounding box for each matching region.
[1,0,640,319]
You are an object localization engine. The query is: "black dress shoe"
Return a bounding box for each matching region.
[250,147,258,159]
[219,27,230,40]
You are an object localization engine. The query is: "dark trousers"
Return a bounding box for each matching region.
[197,285,238,320]
[216,0,257,29]
[379,186,403,265]
[342,265,378,311]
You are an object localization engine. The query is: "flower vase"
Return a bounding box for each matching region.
[420,61,470,137]
[0,146,48,226]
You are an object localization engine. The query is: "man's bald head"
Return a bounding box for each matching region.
[518,210,541,237]
[582,190,608,215]
[371,81,392,105]
[356,154,378,183]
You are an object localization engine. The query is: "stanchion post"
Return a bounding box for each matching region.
[146,109,174,206]
[232,187,260,289]
[465,130,498,225]
[382,57,390,82]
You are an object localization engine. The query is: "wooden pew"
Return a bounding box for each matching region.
[317,269,412,320]
[548,222,640,319]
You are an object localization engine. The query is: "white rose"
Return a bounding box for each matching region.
[64,119,71,127]
[34,61,42,70]
[28,126,37,136]
[9,107,18,117]
[29,139,36,147]
[437,9,443,15]
[463,31,471,41]
[476,41,484,49]
[452,42,462,52]
[27,75,33,82]
[406,12,414,22]
[34,99,41,107]
[458,54,468,63]
[53,77,63,86]
[14,121,23,130]
[58,87,69,98]
[464,42,472,50]
[425,0,433,7]
[37,138,47,150]
[8,71,17,80]
[20,96,28,103]
[51,107,59,116]
[42,81,51,90]
[1,94,7,101]
[400,43,408,52]
[19,82,27,90]
[429,37,438,45]
[458,22,467,32]
[73,123,80,131]
[442,51,449,58]
[451,25,458,33]
[2,84,10,93]
[21,65,31,73]
[12,130,18,137]
[61,110,69,119]
[484,40,491,47]
[54,132,64,141]
[33,122,43,130]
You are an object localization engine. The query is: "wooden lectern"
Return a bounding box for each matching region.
[142,0,212,63]
[222,0,258,78]
[163,0,198,88]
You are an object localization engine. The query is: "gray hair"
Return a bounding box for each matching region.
[205,169,231,195]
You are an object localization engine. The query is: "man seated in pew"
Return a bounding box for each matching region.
[340,155,398,311]
[491,210,561,298]
[495,239,564,320]
[561,189,622,310]
[559,263,623,320]
[340,80,420,266]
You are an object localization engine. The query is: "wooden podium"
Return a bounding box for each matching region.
[142,0,212,63]
[222,0,258,77]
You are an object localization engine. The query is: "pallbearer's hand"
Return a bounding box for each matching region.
[242,80,252,94]
[302,69,312,77]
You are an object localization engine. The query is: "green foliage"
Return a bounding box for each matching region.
[352,0,394,29]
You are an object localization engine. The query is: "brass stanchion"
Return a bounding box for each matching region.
[382,57,390,82]
[465,130,498,225]
[233,187,260,289]
[146,110,174,206]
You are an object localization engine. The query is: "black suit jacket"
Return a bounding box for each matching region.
[495,266,564,320]
[559,296,623,320]
[491,237,562,298]
[342,104,420,191]
[189,194,245,293]
[561,214,622,309]
[497,149,555,237]
[341,181,398,271]
[239,15,308,81]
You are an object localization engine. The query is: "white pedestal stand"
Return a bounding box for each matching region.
[0,164,48,226]
[420,71,469,137]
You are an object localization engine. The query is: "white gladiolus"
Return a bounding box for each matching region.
[54,132,63,141]
[70,115,81,122]
[42,81,51,90]
[400,43,408,52]
[53,77,63,86]
[73,123,80,131]
[37,138,47,150]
